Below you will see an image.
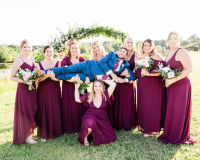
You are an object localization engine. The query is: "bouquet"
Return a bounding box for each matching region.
[135,56,154,76]
[15,68,38,90]
[154,63,182,87]
[74,82,90,95]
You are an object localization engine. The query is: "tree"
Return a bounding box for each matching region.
[135,41,143,51]
[79,42,90,54]
[156,45,163,54]
[187,34,200,43]
[0,45,10,62]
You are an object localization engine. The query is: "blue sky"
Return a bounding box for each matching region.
[0,0,200,45]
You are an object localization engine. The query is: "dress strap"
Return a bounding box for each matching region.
[55,61,59,67]
[19,56,25,62]
[38,62,44,70]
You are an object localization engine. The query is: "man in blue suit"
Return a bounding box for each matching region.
[36,47,136,84]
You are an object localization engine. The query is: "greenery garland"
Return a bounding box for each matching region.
[50,24,129,54]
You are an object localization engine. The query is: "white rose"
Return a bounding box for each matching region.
[161,67,170,73]
[167,71,175,79]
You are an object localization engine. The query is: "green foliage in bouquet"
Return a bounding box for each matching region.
[74,82,90,95]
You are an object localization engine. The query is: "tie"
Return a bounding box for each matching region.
[113,60,120,71]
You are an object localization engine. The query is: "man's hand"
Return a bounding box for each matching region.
[120,68,130,77]
[118,77,125,83]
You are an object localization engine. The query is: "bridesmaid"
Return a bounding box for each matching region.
[113,36,140,130]
[36,45,62,142]
[90,41,115,127]
[75,79,116,146]
[10,39,37,144]
[158,32,195,144]
[135,39,165,137]
[90,41,106,61]
[61,41,87,134]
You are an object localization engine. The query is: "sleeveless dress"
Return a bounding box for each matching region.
[37,61,62,139]
[61,56,87,133]
[78,90,116,146]
[135,59,165,135]
[13,58,37,145]
[113,53,137,130]
[158,48,195,144]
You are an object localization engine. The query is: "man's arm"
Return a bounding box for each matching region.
[125,68,137,82]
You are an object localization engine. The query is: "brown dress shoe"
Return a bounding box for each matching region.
[35,70,48,86]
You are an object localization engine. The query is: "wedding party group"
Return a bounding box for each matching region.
[10,31,195,146]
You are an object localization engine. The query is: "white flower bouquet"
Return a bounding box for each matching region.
[15,68,38,90]
[135,57,154,76]
[154,63,182,87]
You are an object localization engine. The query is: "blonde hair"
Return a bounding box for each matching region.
[87,80,107,104]
[66,41,80,59]
[141,39,157,57]
[167,31,181,46]
[90,41,106,61]
[20,39,32,49]
[124,36,136,59]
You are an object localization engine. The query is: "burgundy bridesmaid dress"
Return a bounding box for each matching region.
[158,48,195,144]
[61,56,87,134]
[13,59,37,145]
[78,90,116,146]
[37,61,62,139]
[113,53,137,130]
[135,59,165,135]
[105,84,115,128]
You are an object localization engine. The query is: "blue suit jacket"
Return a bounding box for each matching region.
[94,51,136,81]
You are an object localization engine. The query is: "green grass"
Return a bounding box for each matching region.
[0,52,200,159]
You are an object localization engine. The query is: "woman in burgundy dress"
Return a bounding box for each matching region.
[10,39,37,144]
[61,41,88,134]
[90,41,116,127]
[135,39,165,137]
[158,32,195,144]
[114,36,140,130]
[36,45,62,142]
[75,79,116,146]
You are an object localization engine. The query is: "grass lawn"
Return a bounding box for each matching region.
[0,52,199,159]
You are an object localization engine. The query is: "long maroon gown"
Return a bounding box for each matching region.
[158,48,195,144]
[37,61,62,139]
[113,53,137,130]
[61,56,87,134]
[135,59,165,135]
[78,90,116,146]
[13,60,37,145]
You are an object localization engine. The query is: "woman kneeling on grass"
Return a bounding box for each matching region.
[74,78,116,146]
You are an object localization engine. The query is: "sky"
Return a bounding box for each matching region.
[0,0,200,45]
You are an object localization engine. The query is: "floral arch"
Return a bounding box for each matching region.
[50,24,129,54]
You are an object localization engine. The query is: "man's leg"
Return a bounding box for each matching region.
[44,61,88,81]
[56,73,87,81]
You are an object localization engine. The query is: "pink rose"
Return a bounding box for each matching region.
[23,74,31,81]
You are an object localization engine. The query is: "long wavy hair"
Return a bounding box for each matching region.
[66,41,80,59]
[87,80,107,104]
[141,39,157,57]
[124,36,136,59]
[90,41,106,61]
